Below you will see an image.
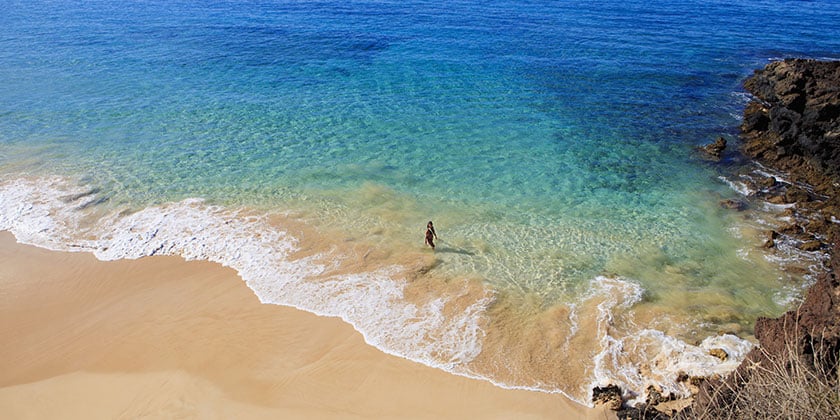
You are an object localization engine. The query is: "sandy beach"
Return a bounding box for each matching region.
[0,231,606,419]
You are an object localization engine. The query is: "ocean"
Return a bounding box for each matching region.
[2,0,839,405]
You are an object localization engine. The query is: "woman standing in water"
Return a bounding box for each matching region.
[424,221,438,250]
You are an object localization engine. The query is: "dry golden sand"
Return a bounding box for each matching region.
[0,232,609,419]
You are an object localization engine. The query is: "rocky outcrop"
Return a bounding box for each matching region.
[740,59,840,247]
[593,59,840,419]
[593,384,679,419]
[698,136,727,160]
[752,252,840,357]
[592,384,623,411]
[741,59,840,182]
[692,59,840,417]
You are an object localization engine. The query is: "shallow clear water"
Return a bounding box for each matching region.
[2,0,839,405]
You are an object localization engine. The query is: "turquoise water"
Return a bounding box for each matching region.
[2,0,840,404]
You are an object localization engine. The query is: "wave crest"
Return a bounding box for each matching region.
[0,176,756,406]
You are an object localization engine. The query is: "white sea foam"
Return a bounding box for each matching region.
[565,302,581,353]
[585,276,754,405]
[589,276,646,390]
[758,202,796,212]
[729,92,754,121]
[718,176,754,197]
[0,176,760,407]
[753,166,792,186]
[731,91,753,105]
[0,176,491,375]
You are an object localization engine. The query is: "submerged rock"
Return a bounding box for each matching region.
[799,240,822,252]
[719,199,747,211]
[698,136,727,160]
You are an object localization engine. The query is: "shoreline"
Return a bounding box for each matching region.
[593,58,840,418]
[0,231,606,419]
[685,58,840,417]
[1,174,772,406]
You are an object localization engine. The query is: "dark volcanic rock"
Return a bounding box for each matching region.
[592,384,623,410]
[741,59,840,181]
[719,199,747,211]
[751,245,840,364]
[691,59,840,418]
[739,59,840,246]
[698,136,727,160]
[799,240,822,252]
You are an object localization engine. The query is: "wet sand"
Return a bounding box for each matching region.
[0,232,608,419]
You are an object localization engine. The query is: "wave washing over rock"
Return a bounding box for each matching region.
[683,59,840,419]
[0,176,761,407]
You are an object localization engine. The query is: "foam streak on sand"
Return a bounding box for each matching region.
[586,277,752,404]
[0,177,490,373]
[0,232,600,419]
[0,176,755,406]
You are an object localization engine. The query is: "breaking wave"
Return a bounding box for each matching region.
[0,176,757,405]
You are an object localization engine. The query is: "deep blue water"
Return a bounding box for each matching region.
[4,0,838,209]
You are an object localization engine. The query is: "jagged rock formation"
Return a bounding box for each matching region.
[592,385,623,411]
[740,59,840,249]
[740,59,840,254]
[691,59,840,418]
[594,59,840,418]
[741,59,840,182]
[698,136,727,160]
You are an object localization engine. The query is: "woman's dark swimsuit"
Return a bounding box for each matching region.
[425,228,436,249]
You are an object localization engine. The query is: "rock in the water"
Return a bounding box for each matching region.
[592,384,623,411]
[698,136,727,159]
[760,176,778,188]
[645,385,670,405]
[719,199,747,211]
[708,348,728,361]
[784,186,811,203]
[800,240,822,252]
[763,230,780,248]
